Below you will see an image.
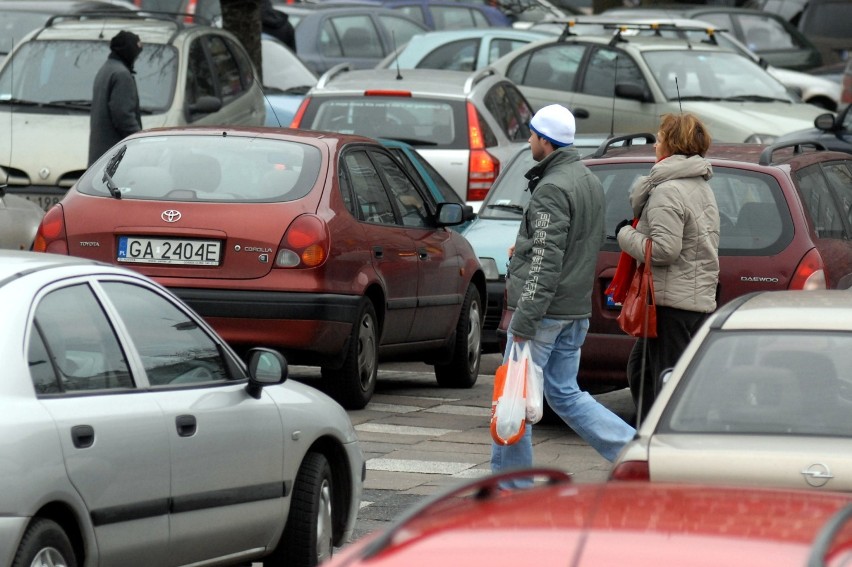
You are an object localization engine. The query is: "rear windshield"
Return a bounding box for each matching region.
[480,153,794,255]
[78,135,322,203]
[661,330,852,437]
[0,40,178,112]
[301,96,467,149]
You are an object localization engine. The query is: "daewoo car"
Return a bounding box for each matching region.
[325,468,852,567]
[0,250,363,567]
[487,23,828,142]
[611,290,852,492]
[33,126,485,409]
[291,66,533,206]
[0,11,266,211]
[486,136,852,391]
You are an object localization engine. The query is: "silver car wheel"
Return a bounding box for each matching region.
[356,312,377,391]
[466,299,482,373]
[316,477,334,562]
[30,547,68,567]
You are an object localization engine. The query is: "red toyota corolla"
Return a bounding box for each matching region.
[34,126,486,409]
[328,469,852,567]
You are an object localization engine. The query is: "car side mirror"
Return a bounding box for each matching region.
[615,83,650,103]
[436,202,464,226]
[188,95,222,116]
[814,112,837,132]
[245,347,288,399]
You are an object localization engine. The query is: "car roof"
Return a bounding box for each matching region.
[23,11,207,43]
[0,250,104,282]
[312,67,499,97]
[0,0,135,12]
[128,124,384,148]
[717,290,852,332]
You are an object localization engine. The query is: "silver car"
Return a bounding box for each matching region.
[291,66,533,206]
[0,250,363,567]
[0,191,43,249]
[612,289,852,492]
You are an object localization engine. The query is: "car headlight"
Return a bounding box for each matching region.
[479,257,500,281]
[744,134,777,144]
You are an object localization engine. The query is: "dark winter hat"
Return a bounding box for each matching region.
[110,30,142,66]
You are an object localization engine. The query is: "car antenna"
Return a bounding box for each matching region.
[1,34,16,199]
[609,54,619,139]
[392,31,403,80]
[675,76,683,113]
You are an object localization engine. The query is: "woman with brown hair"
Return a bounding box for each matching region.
[614,113,720,423]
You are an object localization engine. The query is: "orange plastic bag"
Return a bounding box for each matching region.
[490,341,529,445]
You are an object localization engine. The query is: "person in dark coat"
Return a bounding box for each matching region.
[261,0,296,52]
[88,30,143,166]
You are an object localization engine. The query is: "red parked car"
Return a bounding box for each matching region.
[327,469,852,567]
[34,126,486,409]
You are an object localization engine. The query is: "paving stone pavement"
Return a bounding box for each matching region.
[289,354,635,544]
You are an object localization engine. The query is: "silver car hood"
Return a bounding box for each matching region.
[681,101,827,142]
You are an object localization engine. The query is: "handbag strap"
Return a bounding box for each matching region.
[642,239,653,273]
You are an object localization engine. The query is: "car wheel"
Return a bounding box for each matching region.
[321,299,378,409]
[267,452,334,567]
[12,518,76,567]
[435,284,482,388]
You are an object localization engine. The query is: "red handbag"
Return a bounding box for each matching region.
[605,219,639,304]
[617,239,657,339]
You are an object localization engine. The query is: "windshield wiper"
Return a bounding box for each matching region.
[46,99,92,110]
[676,95,722,102]
[0,97,40,106]
[102,145,126,200]
[486,203,524,214]
[721,95,791,103]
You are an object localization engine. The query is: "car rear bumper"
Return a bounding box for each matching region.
[169,288,361,361]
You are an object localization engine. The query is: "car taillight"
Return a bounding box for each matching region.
[183,0,196,23]
[275,214,329,268]
[33,205,68,255]
[290,97,310,128]
[609,461,650,481]
[467,102,498,202]
[789,248,827,290]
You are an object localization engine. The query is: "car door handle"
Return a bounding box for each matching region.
[71,425,95,449]
[418,247,428,260]
[373,246,383,259]
[176,414,197,437]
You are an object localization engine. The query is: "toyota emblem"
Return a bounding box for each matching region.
[161,210,182,223]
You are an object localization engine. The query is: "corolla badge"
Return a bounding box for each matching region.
[161,210,182,223]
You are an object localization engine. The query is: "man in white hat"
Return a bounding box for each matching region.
[492,104,635,487]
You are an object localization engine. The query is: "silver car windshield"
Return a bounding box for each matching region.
[663,330,852,437]
[0,40,178,112]
[643,50,793,103]
[80,135,322,203]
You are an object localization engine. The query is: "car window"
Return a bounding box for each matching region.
[307,97,464,147]
[822,162,852,230]
[402,147,460,204]
[80,135,322,203]
[419,39,478,71]
[485,83,532,142]
[29,284,133,394]
[225,35,256,89]
[372,150,432,227]
[186,37,217,109]
[431,6,487,29]
[661,331,852,436]
[580,47,646,99]
[0,40,178,113]
[393,5,426,25]
[343,150,397,224]
[378,14,426,48]
[101,282,231,387]
[321,16,383,58]
[205,35,246,102]
[796,163,847,238]
[594,164,791,252]
[506,44,583,91]
[738,13,799,50]
[489,38,532,64]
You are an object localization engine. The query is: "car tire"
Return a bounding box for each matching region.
[322,299,378,409]
[12,518,76,567]
[435,284,482,388]
[266,452,334,567]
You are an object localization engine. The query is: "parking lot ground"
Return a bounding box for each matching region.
[289,354,635,542]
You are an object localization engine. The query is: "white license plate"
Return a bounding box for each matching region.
[117,237,221,266]
[17,192,64,212]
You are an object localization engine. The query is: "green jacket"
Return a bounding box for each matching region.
[507,146,605,340]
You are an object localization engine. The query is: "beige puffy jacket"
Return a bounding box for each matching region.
[616,155,720,313]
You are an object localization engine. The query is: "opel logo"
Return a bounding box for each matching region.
[801,463,833,488]
[38,167,50,180]
[161,210,182,223]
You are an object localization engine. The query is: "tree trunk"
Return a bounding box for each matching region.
[220,0,263,83]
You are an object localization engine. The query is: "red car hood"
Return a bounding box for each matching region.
[330,481,852,567]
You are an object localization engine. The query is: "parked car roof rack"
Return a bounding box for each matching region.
[759,139,828,166]
[601,21,727,47]
[317,63,352,89]
[464,67,497,95]
[592,132,655,158]
[38,10,204,44]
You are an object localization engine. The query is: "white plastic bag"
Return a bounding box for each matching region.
[524,344,544,424]
[490,341,528,445]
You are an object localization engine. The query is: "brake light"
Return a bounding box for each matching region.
[290,98,310,128]
[33,205,68,255]
[184,0,196,23]
[276,214,329,268]
[467,102,498,202]
[609,461,650,481]
[364,90,412,97]
[788,248,827,290]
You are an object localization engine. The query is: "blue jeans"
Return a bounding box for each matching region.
[491,316,636,488]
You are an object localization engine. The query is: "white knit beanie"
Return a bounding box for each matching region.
[529,104,575,147]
